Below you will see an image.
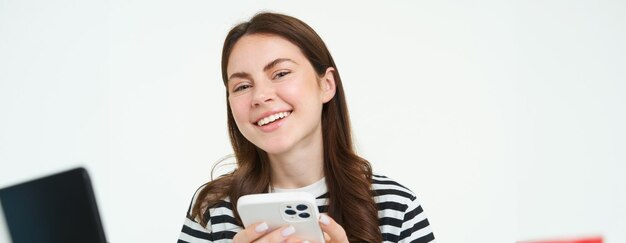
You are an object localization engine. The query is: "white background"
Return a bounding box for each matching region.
[1,1,624,242]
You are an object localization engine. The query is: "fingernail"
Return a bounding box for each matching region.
[302,241,310,243]
[319,214,330,225]
[255,222,268,233]
[281,225,295,237]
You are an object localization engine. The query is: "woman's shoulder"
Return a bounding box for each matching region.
[372,174,436,242]
[371,174,423,210]
[372,174,415,197]
[179,183,241,242]
[185,183,235,220]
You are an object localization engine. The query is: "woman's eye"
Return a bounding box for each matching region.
[233,84,251,92]
[273,71,290,79]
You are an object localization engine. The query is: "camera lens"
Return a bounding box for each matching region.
[298,212,310,218]
[296,204,308,211]
[285,209,297,215]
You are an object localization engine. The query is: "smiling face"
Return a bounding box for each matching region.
[226,34,336,156]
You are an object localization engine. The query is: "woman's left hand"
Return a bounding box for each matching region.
[318,214,349,243]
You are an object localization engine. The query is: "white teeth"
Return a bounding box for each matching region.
[257,111,290,126]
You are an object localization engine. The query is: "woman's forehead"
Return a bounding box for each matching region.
[227,34,306,74]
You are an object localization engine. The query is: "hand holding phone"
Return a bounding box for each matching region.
[237,192,325,243]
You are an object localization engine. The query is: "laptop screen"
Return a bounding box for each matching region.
[0,167,107,243]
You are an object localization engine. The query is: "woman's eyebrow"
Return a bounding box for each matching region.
[228,58,297,82]
[228,72,251,82]
[263,58,297,72]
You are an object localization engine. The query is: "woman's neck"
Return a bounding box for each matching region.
[267,130,325,189]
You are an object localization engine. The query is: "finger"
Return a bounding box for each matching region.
[319,214,348,243]
[283,236,305,243]
[253,225,296,243]
[233,222,269,243]
[323,232,331,242]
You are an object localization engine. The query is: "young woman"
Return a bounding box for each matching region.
[178,12,435,243]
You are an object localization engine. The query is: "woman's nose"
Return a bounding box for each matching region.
[251,81,275,106]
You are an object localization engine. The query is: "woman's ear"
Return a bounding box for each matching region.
[320,67,337,103]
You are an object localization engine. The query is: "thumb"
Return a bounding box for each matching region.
[318,214,348,243]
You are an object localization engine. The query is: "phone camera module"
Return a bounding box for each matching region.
[282,203,313,222]
[296,204,308,211]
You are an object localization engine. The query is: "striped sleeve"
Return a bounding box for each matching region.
[397,197,435,243]
[178,217,212,243]
[178,185,242,243]
[373,175,435,243]
[178,185,213,243]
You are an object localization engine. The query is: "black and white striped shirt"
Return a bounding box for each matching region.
[178,175,435,242]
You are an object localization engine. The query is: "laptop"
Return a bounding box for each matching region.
[0,167,107,243]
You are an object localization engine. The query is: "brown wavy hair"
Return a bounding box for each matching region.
[191,12,381,242]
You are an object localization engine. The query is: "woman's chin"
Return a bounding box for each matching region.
[258,144,292,157]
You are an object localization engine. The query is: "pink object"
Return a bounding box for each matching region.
[518,236,603,243]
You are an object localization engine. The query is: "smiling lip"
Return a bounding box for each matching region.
[254,110,292,126]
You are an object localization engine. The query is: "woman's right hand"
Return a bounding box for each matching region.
[233,222,300,243]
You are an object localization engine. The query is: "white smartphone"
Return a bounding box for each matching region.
[237,192,325,243]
